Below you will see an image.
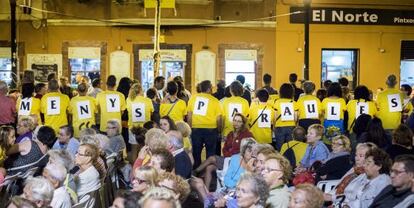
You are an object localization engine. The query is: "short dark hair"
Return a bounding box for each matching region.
[279,83,294,99]
[115,190,142,208]
[236,75,245,84]
[60,125,74,138]
[230,81,244,97]
[354,85,370,101]
[292,126,306,142]
[143,121,156,130]
[323,80,332,89]
[393,124,413,147]
[37,126,57,149]
[256,89,269,102]
[365,148,392,175]
[146,88,157,99]
[263,74,272,84]
[199,80,212,93]
[338,77,349,87]
[289,73,298,83]
[77,83,88,94]
[107,75,117,88]
[401,84,412,96]
[48,79,59,91]
[22,83,35,99]
[327,82,342,97]
[130,126,147,146]
[166,81,178,95]
[394,154,414,174]
[151,148,175,172]
[35,83,46,93]
[154,76,165,83]
[92,78,101,88]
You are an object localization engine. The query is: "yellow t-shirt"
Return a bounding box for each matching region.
[160,99,187,123]
[69,96,97,138]
[221,96,250,136]
[126,96,154,128]
[96,91,126,132]
[41,92,70,133]
[376,88,404,130]
[297,95,322,120]
[248,102,274,144]
[346,99,377,131]
[280,140,308,166]
[187,93,223,129]
[268,94,280,105]
[16,97,41,123]
[403,98,413,114]
[183,136,192,151]
[321,97,347,120]
[273,98,298,127]
[0,146,6,166]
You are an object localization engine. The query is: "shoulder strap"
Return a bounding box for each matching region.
[249,105,267,128]
[166,99,179,116]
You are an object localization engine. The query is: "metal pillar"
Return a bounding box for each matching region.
[153,0,161,78]
[10,0,17,88]
[303,0,311,80]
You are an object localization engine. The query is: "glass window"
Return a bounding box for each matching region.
[321,49,358,89]
[225,60,255,89]
[0,58,12,85]
[69,58,101,87]
[400,60,414,86]
[141,61,185,93]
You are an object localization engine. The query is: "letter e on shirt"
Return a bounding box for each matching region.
[258,109,271,128]
[77,100,92,119]
[47,97,60,115]
[193,97,209,116]
[106,94,120,113]
[19,98,32,116]
[387,94,402,112]
[356,102,369,118]
[304,100,318,119]
[228,103,242,121]
[280,102,294,121]
[132,103,145,122]
[327,102,340,120]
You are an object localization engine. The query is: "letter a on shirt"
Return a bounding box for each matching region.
[304,100,318,119]
[106,94,120,112]
[19,98,32,116]
[258,109,271,128]
[132,103,145,122]
[77,100,92,119]
[280,102,294,121]
[47,97,60,115]
[193,97,209,116]
[228,103,242,121]
[327,102,340,120]
[387,94,402,112]
[356,102,369,118]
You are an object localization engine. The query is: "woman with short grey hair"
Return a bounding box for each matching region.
[22,176,54,208]
[236,172,269,208]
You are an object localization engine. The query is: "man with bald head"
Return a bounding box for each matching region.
[166,130,192,179]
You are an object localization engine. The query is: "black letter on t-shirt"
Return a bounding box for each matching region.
[231,108,239,117]
[391,98,398,107]
[197,101,205,110]
[307,104,315,113]
[80,105,89,115]
[283,106,292,116]
[109,98,117,107]
[359,105,365,115]
[135,108,142,117]
[331,106,337,115]
[51,100,56,109]
[261,113,268,122]
[21,101,30,111]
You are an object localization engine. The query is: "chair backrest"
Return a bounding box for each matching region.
[73,189,100,208]
[316,179,341,193]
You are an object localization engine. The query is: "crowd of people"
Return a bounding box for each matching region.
[0,70,413,208]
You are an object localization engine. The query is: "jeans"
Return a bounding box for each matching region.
[273,126,295,151]
[191,128,218,169]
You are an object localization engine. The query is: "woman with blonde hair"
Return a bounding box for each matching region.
[126,83,154,128]
[132,166,158,194]
[175,121,193,165]
[289,183,324,208]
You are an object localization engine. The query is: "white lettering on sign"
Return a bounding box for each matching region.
[327,102,340,120]
[77,100,92,120]
[228,103,242,121]
[132,103,145,122]
[387,94,402,112]
[312,10,326,22]
[106,94,120,113]
[332,10,378,23]
[304,100,318,119]
[193,97,209,116]
[47,97,60,115]
[19,98,32,116]
[356,102,369,118]
[258,109,271,128]
[280,102,294,121]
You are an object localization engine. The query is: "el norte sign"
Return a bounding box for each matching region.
[290,7,414,26]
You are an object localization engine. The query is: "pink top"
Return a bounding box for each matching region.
[0,95,16,125]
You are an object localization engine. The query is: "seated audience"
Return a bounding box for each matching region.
[166,130,192,179]
[175,121,193,165]
[280,126,308,168]
[129,126,147,163]
[149,148,175,174]
[159,116,177,133]
[111,190,142,208]
[74,143,101,198]
[132,166,158,194]
[0,126,15,165]
[393,160,414,208]
[80,135,108,180]
[254,144,278,174]
[341,148,392,207]
[139,187,180,208]
[235,172,269,208]
[386,124,414,160]
[262,154,292,208]
[289,183,324,208]
[7,196,37,208]
[16,117,34,143]
[297,124,329,170]
[43,163,72,208]
[316,135,352,181]
[133,128,168,171]
[52,125,79,158]
[369,154,414,208]
[157,172,191,203]
[22,176,54,208]
[5,126,56,176]
[106,119,126,156]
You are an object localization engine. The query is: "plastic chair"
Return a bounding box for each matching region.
[216,157,231,189]
[317,179,341,193]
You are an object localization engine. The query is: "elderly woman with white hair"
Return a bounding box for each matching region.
[80,135,107,180]
[22,176,54,208]
[106,119,126,156]
[43,163,72,208]
[74,143,101,199]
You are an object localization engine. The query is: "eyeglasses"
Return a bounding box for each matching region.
[263,167,282,173]
[332,142,344,146]
[76,152,90,157]
[133,178,147,184]
[106,126,117,129]
[390,169,407,175]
